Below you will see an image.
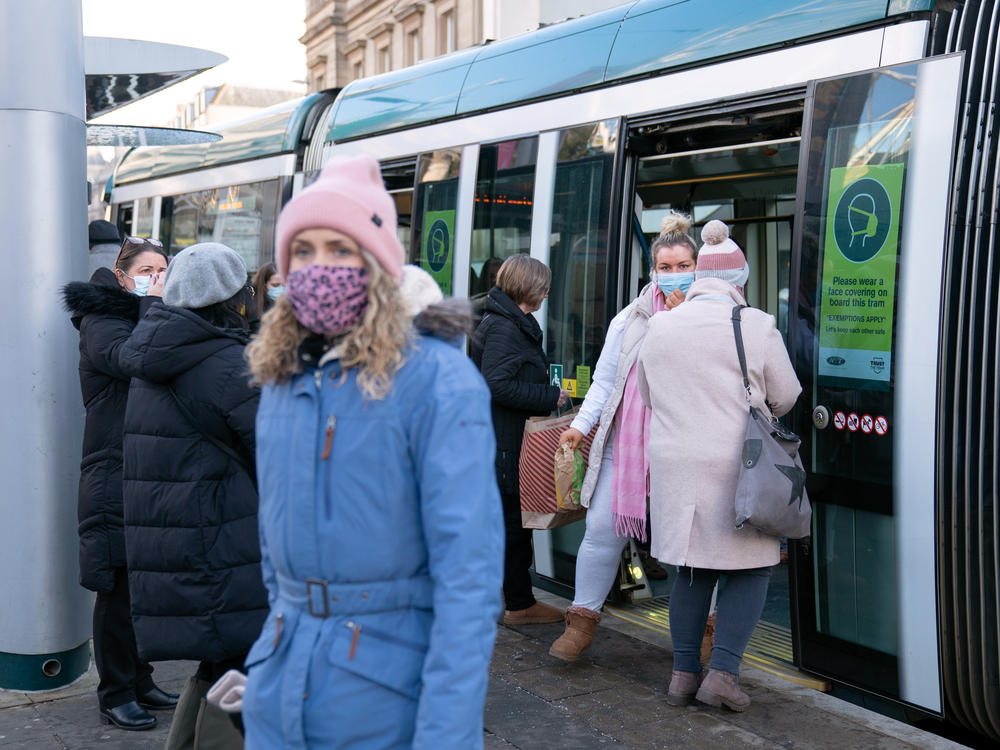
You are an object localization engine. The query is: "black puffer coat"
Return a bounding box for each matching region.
[118,302,267,663]
[62,268,155,593]
[470,287,560,495]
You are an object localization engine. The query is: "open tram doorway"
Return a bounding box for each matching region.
[607,99,805,666]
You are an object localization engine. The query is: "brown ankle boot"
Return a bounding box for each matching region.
[548,607,601,662]
[503,601,564,625]
[666,670,701,706]
[695,669,750,712]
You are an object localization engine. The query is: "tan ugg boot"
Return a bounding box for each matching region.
[666,670,701,706]
[503,601,564,625]
[695,669,751,712]
[548,606,601,662]
[700,613,716,666]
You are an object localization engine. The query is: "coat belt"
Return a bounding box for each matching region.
[274,571,434,617]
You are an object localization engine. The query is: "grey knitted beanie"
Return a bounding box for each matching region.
[163,242,247,309]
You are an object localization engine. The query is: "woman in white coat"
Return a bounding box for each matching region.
[549,213,696,662]
[637,221,801,712]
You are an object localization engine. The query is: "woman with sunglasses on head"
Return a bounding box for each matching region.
[62,236,177,732]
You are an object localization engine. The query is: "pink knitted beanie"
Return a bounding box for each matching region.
[275,154,404,281]
[695,220,749,291]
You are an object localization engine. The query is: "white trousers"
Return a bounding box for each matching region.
[571,445,628,611]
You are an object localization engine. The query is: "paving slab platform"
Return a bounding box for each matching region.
[0,589,972,749]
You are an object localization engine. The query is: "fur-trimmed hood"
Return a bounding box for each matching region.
[414,297,474,345]
[62,267,139,330]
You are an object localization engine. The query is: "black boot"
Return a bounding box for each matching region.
[137,685,180,710]
[99,700,157,730]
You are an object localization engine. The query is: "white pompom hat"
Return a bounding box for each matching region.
[695,220,749,292]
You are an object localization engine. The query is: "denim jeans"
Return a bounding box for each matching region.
[669,565,772,675]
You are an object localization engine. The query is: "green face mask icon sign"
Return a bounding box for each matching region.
[833,177,893,263]
[817,163,903,385]
[421,209,455,294]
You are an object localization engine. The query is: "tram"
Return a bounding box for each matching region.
[108,0,1000,742]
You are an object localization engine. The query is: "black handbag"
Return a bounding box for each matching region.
[731,306,811,540]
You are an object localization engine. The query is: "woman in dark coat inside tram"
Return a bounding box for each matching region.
[117,242,268,745]
[471,253,569,625]
[62,236,178,731]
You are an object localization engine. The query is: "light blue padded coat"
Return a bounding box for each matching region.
[243,316,504,750]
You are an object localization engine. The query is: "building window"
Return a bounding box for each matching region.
[439,9,456,55]
[353,59,364,80]
[377,44,391,73]
[407,28,421,66]
[315,73,325,90]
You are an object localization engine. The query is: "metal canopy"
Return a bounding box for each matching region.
[86,124,221,147]
[84,37,227,120]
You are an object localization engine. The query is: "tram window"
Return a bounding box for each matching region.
[633,139,798,336]
[469,137,538,302]
[381,160,416,261]
[115,204,133,239]
[160,179,280,272]
[132,197,155,239]
[412,149,461,295]
[547,119,618,384]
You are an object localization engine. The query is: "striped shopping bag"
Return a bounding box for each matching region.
[518,407,597,530]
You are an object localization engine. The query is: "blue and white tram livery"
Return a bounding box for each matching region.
[109,1,1000,742]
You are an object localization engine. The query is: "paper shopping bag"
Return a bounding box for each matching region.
[519,407,596,530]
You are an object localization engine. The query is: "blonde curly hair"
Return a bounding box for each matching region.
[246,250,411,400]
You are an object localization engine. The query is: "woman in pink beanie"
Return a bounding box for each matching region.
[241,154,504,750]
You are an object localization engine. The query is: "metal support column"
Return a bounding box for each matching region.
[0,0,94,690]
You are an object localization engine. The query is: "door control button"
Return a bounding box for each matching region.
[812,405,830,430]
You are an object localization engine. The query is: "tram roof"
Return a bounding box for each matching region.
[326,0,936,142]
[114,93,324,185]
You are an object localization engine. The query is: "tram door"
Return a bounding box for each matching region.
[628,108,802,641]
[789,55,963,713]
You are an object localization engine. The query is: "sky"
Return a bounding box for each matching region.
[83,0,307,126]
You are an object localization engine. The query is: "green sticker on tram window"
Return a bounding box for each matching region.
[549,364,563,388]
[421,209,455,295]
[576,366,591,398]
[817,163,904,385]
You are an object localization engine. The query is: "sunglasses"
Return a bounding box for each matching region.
[121,235,164,248]
[115,236,166,268]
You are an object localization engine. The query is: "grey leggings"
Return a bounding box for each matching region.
[669,566,772,675]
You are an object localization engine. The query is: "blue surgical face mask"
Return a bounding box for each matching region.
[267,285,285,301]
[130,275,151,297]
[655,271,695,297]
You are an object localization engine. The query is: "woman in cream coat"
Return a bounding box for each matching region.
[637,221,800,712]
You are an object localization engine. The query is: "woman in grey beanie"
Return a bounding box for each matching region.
[116,242,267,746]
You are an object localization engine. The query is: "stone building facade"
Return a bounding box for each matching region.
[301,0,623,91]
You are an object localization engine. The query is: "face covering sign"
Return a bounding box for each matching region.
[817,162,903,386]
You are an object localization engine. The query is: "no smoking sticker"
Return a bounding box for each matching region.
[833,411,846,430]
[860,414,873,434]
[874,416,888,436]
[847,413,860,432]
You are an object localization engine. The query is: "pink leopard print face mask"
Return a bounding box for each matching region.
[286,264,369,336]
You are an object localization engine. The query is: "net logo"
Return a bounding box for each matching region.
[833,177,893,263]
[826,355,846,367]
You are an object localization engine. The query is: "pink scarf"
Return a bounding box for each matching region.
[611,290,664,541]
